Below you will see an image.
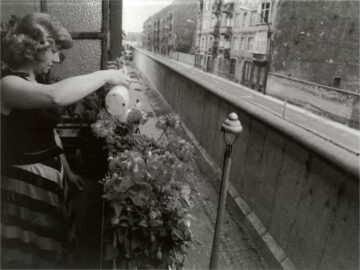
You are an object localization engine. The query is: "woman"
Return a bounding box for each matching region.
[1,12,129,268]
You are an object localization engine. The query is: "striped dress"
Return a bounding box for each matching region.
[1,71,76,268]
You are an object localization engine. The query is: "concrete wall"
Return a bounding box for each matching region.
[133,48,359,270]
[267,73,359,126]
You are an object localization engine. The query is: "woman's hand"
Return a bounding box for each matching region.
[67,172,85,191]
[105,69,130,87]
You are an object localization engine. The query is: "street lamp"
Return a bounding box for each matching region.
[210,112,242,269]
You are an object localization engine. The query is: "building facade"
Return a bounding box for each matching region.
[142,0,198,55]
[195,0,278,92]
[194,0,359,127]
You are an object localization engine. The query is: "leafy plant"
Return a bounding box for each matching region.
[96,110,198,269]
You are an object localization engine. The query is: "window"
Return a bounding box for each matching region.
[244,61,252,81]
[240,37,245,51]
[201,37,206,50]
[260,1,271,23]
[258,66,266,87]
[207,36,213,50]
[226,16,232,27]
[219,35,225,48]
[252,65,259,83]
[207,0,212,11]
[222,14,226,25]
[250,10,258,26]
[230,58,236,75]
[333,77,341,88]
[232,37,239,52]
[211,16,216,27]
[235,13,240,27]
[242,12,247,27]
[224,40,231,49]
[254,32,268,53]
[247,37,254,51]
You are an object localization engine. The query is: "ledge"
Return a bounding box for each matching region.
[132,47,360,180]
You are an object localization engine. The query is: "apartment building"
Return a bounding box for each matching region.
[143,0,197,55]
[195,0,278,92]
[195,0,359,127]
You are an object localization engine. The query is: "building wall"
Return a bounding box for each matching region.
[133,47,359,270]
[195,0,278,92]
[270,0,359,92]
[142,0,197,55]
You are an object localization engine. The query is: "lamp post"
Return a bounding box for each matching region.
[210,112,242,269]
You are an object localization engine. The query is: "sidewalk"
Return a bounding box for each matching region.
[124,62,272,270]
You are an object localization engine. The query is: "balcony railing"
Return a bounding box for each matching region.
[207,42,219,55]
[220,26,232,37]
[210,24,220,36]
[222,2,234,14]
[212,2,221,15]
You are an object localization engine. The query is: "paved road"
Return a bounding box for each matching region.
[142,50,360,156]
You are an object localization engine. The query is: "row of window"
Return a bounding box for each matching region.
[197,31,267,53]
[145,13,173,29]
[203,9,270,30]
[201,1,271,29]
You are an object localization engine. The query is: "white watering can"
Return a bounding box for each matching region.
[105,85,130,122]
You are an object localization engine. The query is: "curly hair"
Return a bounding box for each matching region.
[1,12,72,69]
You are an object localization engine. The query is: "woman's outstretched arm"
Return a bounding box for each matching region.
[1,69,129,111]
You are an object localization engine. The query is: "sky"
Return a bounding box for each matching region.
[123,0,173,33]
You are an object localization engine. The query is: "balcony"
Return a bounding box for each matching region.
[222,2,234,15]
[251,52,267,63]
[210,24,220,36]
[220,26,232,37]
[207,42,219,55]
[211,2,221,15]
[223,48,230,58]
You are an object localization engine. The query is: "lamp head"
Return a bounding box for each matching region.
[221,112,242,145]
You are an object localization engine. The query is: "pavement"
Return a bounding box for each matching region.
[139,49,360,156]
[122,61,275,270]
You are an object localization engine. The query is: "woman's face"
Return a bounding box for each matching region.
[33,47,61,74]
